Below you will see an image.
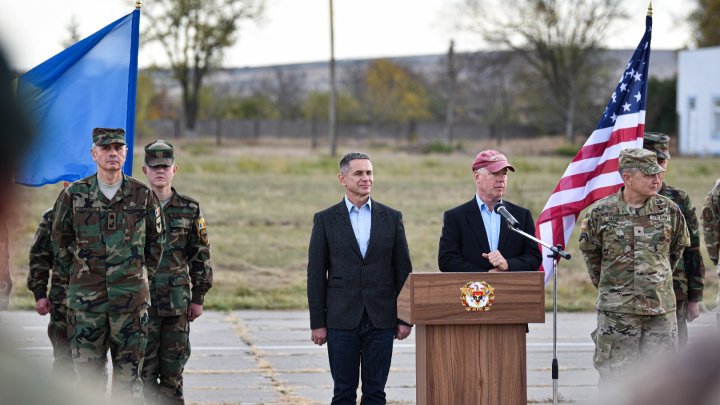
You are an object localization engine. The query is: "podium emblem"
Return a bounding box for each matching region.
[460,281,495,311]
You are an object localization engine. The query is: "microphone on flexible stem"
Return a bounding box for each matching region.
[496,203,520,228]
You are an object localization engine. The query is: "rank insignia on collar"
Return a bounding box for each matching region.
[460,281,495,312]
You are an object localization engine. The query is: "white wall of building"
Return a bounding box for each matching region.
[677,46,720,155]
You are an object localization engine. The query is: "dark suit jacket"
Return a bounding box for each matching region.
[307,199,412,330]
[438,198,542,272]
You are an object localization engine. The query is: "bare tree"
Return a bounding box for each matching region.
[459,0,627,144]
[259,66,306,119]
[142,0,265,136]
[459,51,518,145]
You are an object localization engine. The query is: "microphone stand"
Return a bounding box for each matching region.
[506,225,570,405]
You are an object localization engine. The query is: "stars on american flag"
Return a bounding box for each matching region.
[598,51,649,128]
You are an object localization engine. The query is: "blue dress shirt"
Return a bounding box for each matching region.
[345,196,372,257]
[476,195,501,252]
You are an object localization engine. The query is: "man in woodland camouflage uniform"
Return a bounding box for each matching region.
[141,140,212,405]
[27,208,74,376]
[52,128,164,403]
[702,178,720,326]
[579,148,690,384]
[643,132,705,347]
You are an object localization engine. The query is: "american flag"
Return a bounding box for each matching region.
[535,14,652,283]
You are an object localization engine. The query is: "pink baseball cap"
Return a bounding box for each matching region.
[471,150,515,173]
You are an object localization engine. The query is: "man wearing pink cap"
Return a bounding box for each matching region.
[438,150,541,273]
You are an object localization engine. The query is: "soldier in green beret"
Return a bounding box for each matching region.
[51,127,165,403]
[579,148,690,385]
[702,178,720,326]
[141,140,213,405]
[643,132,705,347]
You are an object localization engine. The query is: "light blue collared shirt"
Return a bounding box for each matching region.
[345,196,372,257]
[476,195,501,252]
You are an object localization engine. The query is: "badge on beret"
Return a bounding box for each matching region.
[460,281,495,312]
[196,217,208,245]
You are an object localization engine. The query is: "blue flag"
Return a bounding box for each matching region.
[16,9,140,186]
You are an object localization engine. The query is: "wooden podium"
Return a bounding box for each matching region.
[397,272,545,405]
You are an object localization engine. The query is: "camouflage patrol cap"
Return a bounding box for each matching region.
[92,128,126,146]
[144,139,174,167]
[643,132,671,160]
[619,148,665,175]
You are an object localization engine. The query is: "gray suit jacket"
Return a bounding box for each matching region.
[307,199,412,330]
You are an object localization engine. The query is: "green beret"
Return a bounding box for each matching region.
[643,132,671,160]
[144,139,174,167]
[92,128,126,146]
[619,148,665,175]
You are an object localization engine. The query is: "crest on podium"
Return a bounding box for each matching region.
[460,281,495,311]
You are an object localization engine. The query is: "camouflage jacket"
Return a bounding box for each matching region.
[702,179,720,265]
[150,189,212,317]
[579,188,690,315]
[658,183,705,302]
[27,208,69,305]
[51,174,165,313]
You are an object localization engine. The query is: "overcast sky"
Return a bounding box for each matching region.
[0,0,696,71]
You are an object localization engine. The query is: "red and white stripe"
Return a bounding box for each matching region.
[535,111,645,284]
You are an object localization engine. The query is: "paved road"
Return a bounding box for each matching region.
[1,310,716,404]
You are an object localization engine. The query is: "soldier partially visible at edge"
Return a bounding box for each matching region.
[140,140,213,405]
[702,178,720,326]
[0,223,9,310]
[579,148,690,385]
[51,127,165,404]
[643,132,705,347]
[27,207,74,376]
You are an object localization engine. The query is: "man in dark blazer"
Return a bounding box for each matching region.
[439,149,541,273]
[307,152,413,405]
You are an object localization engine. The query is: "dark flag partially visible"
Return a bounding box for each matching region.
[535,12,653,283]
[16,8,141,186]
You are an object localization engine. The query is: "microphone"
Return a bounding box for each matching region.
[496,204,520,228]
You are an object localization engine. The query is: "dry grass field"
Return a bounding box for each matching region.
[7,136,720,312]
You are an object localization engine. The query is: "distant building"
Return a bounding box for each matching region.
[147,49,678,99]
[677,46,720,155]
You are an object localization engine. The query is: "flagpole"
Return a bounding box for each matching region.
[124,1,142,175]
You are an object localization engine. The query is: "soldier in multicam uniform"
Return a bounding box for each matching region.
[702,178,720,326]
[51,127,165,404]
[579,148,690,384]
[643,132,705,347]
[140,140,212,405]
[27,207,74,375]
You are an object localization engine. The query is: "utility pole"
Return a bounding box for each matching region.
[444,40,457,145]
[328,0,338,156]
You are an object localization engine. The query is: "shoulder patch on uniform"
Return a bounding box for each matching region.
[196,217,208,245]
